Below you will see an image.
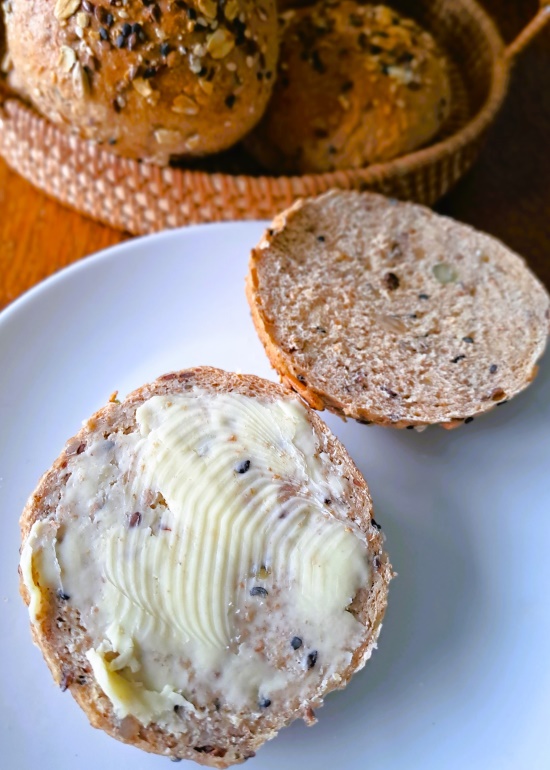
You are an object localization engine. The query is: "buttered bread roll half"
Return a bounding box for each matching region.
[4,0,278,164]
[20,368,391,766]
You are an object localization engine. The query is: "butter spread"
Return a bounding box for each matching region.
[21,390,370,728]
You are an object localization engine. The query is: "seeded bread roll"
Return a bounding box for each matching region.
[20,367,391,767]
[4,0,278,164]
[245,1,451,174]
[246,192,550,429]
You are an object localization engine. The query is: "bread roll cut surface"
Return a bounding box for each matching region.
[246,192,550,428]
[19,368,391,766]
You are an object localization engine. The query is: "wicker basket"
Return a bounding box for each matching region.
[0,0,548,234]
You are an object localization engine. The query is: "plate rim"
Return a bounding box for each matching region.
[0,220,268,326]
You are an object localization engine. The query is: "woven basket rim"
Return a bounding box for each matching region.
[0,0,510,199]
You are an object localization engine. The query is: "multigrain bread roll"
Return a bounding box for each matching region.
[246,1,451,174]
[246,191,550,429]
[4,0,278,164]
[20,367,391,767]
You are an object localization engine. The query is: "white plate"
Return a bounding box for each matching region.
[1,223,549,770]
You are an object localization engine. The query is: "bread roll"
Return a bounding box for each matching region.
[20,367,391,766]
[4,0,278,164]
[246,1,451,174]
[246,191,550,428]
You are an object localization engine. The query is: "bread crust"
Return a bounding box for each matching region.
[246,192,550,428]
[20,367,391,767]
[246,1,451,173]
[4,1,278,164]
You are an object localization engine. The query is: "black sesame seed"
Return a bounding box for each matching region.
[291,636,303,650]
[490,364,498,374]
[371,518,382,530]
[160,42,170,57]
[115,34,126,48]
[105,12,113,26]
[132,22,142,34]
[57,590,70,601]
[307,651,318,669]
[356,418,372,425]
[418,293,430,300]
[143,66,157,78]
[452,355,466,363]
[311,50,326,74]
[317,234,325,242]
[406,425,415,430]
[250,586,268,597]
[77,675,87,685]
[186,6,197,19]
[496,400,508,406]
[462,336,474,344]
[296,374,306,384]
[324,498,331,505]
[225,94,236,108]
[170,759,182,763]
[99,27,109,40]
[464,417,474,424]
[236,459,251,474]
[128,511,142,527]
[121,22,131,36]
[259,697,271,708]
[383,272,400,291]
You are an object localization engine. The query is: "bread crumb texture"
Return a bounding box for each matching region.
[246,191,550,427]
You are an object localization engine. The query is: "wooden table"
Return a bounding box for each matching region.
[0,1,548,309]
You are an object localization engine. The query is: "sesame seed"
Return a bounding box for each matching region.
[307,651,318,669]
[250,586,268,597]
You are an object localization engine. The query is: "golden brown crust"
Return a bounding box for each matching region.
[246,192,550,429]
[245,1,451,173]
[19,367,392,767]
[5,1,278,164]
